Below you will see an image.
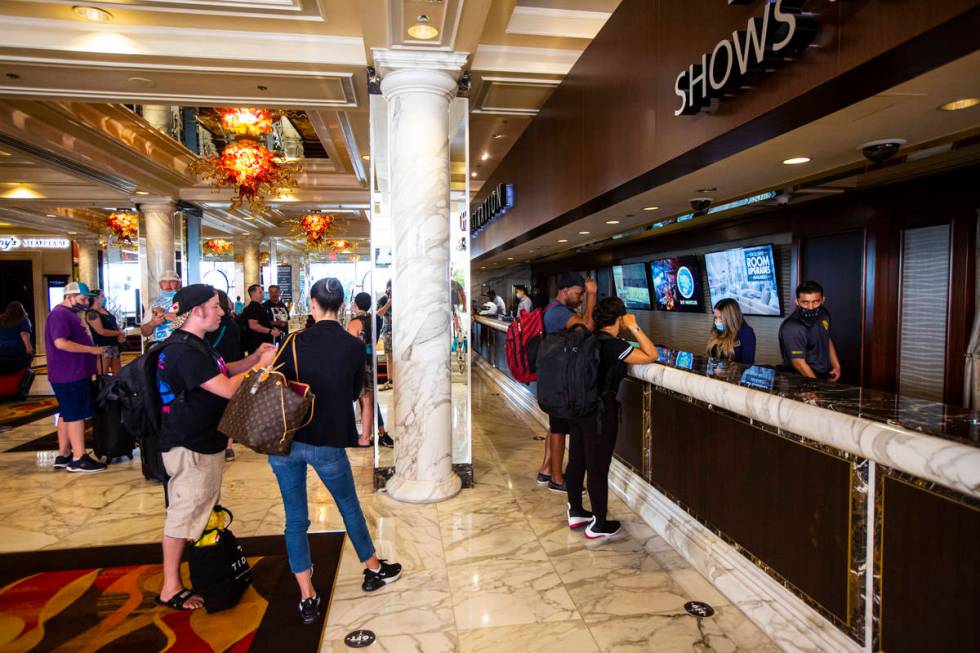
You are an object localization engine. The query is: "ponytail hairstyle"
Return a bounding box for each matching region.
[310,277,345,313]
[706,298,744,359]
[0,301,28,328]
[593,296,627,330]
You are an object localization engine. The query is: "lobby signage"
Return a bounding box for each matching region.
[470,183,515,236]
[674,0,820,116]
[276,264,292,301]
[0,236,71,251]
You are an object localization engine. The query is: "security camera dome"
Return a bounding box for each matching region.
[859,139,906,164]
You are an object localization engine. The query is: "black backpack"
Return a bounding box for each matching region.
[106,332,214,478]
[535,325,601,419]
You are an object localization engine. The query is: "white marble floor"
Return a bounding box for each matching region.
[0,367,780,652]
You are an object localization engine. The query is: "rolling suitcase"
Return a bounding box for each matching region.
[92,375,135,461]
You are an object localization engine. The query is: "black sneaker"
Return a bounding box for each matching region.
[379,433,394,448]
[536,472,551,485]
[53,455,70,469]
[584,517,622,540]
[547,480,568,494]
[362,559,402,592]
[567,503,593,530]
[66,454,107,474]
[298,595,321,625]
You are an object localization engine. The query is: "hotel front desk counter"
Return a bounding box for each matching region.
[472,315,979,653]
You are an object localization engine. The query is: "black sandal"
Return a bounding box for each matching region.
[155,588,201,610]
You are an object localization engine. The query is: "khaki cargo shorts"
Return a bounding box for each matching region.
[162,448,224,541]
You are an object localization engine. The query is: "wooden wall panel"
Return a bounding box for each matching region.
[880,477,980,652]
[612,377,645,473]
[650,391,852,621]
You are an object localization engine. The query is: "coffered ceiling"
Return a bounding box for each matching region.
[0,0,618,243]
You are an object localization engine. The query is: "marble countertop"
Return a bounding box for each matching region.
[631,348,980,498]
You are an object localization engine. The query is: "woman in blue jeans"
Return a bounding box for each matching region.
[269,277,401,625]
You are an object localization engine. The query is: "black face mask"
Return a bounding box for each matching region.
[799,307,821,323]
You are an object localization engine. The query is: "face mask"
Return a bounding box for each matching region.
[800,307,821,323]
[70,299,88,313]
[714,321,725,333]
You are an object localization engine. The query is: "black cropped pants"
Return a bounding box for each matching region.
[565,396,620,526]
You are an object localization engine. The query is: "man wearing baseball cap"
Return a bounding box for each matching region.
[45,281,108,473]
[155,284,276,611]
[140,269,181,343]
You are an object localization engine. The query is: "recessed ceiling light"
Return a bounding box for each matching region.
[579,231,590,235]
[507,257,514,260]
[938,98,980,111]
[361,154,370,160]
[697,187,717,193]
[46,213,56,218]
[782,156,811,165]
[557,239,568,243]
[242,231,251,235]
[407,14,439,40]
[471,172,477,178]
[643,206,659,211]
[480,152,490,161]
[67,231,78,235]
[0,150,10,157]
[605,220,620,224]
[135,190,150,195]
[480,266,486,269]
[493,134,506,140]
[73,6,113,22]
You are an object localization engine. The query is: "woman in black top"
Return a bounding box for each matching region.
[86,290,126,375]
[269,278,401,625]
[565,297,659,539]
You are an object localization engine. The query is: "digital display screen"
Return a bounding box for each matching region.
[704,244,781,316]
[740,366,776,391]
[612,263,652,310]
[674,351,694,370]
[649,256,704,312]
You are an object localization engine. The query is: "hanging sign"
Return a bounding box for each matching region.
[0,236,71,251]
[674,0,821,116]
[470,183,515,236]
[276,264,293,301]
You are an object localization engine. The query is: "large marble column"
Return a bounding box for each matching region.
[182,205,203,285]
[240,237,260,288]
[139,199,176,311]
[75,236,101,288]
[380,59,463,503]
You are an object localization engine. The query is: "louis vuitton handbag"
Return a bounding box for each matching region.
[218,333,315,455]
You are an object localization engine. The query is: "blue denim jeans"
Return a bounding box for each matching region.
[268,441,376,573]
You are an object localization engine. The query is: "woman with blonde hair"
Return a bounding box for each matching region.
[706,298,756,364]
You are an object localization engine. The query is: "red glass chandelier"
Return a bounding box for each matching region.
[105,210,139,243]
[203,238,233,256]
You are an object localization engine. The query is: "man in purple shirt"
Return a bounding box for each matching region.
[45,281,107,473]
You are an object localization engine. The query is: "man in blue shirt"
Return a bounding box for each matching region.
[537,271,597,493]
[778,280,841,381]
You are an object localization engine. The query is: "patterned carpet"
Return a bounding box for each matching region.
[0,533,344,652]
[0,397,59,429]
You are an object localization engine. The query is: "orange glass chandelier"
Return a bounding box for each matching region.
[203,238,233,256]
[191,108,300,213]
[328,239,353,252]
[106,210,139,243]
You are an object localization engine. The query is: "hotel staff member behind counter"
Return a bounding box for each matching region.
[778,280,841,381]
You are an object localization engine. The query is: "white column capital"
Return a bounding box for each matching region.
[372,48,468,75]
[137,197,177,212]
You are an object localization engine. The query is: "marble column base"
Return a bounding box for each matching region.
[385,468,462,504]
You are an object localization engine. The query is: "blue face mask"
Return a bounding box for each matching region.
[714,321,725,333]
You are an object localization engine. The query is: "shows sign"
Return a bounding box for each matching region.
[674,0,823,116]
[0,236,71,251]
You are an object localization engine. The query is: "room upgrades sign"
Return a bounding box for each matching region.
[0,236,70,251]
[674,0,827,116]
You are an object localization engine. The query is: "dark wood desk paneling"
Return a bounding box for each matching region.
[613,377,645,473]
[880,477,980,652]
[650,391,851,622]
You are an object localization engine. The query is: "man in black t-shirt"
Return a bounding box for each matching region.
[263,284,290,337]
[156,284,276,612]
[240,284,280,354]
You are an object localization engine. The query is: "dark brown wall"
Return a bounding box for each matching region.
[472,0,980,258]
[880,477,980,652]
[650,391,852,624]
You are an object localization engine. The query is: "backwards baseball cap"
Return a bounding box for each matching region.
[64,281,98,297]
[172,284,217,316]
[557,272,586,290]
[160,269,180,282]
